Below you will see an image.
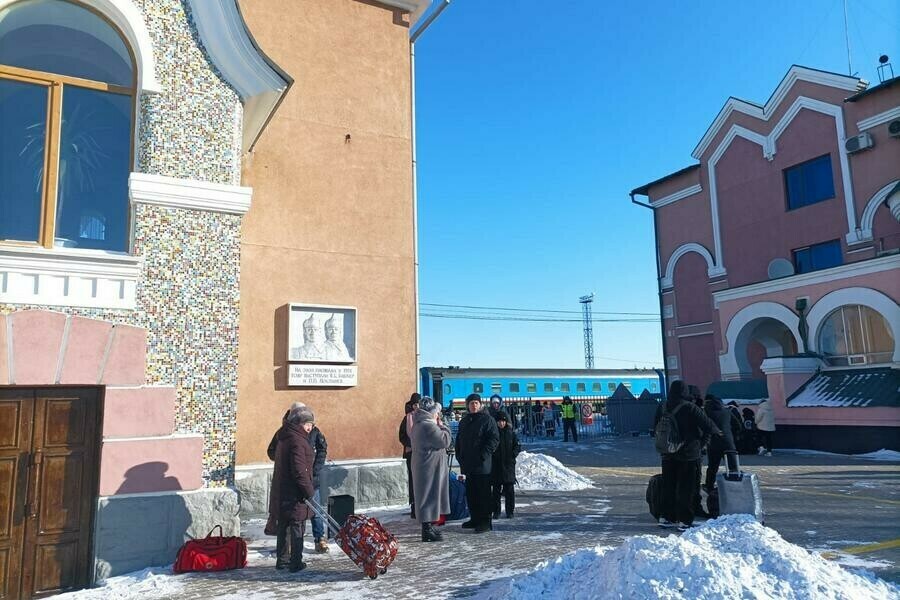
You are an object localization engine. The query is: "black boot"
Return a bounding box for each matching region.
[422,523,442,542]
[461,519,476,529]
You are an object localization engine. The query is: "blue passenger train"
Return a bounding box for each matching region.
[420,367,666,409]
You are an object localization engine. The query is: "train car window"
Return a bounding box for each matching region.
[526,383,536,393]
[651,382,658,391]
[608,382,616,392]
[491,383,502,394]
[560,383,570,392]
[444,384,451,394]
[624,382,632,389]
[543,383,553,392]
[592,382,601,392]
[576,382,586,392]
[473,383,483,393]
[509,383,520,393]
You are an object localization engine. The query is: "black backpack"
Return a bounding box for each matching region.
[654,403,687,455]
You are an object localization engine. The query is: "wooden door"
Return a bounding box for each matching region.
[0,388,102,600]
[0,390,33,600]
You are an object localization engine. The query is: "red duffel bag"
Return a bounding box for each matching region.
[173,525,247,574]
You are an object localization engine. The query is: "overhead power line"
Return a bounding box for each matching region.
[420,313,658,323]
[420,301,658,317]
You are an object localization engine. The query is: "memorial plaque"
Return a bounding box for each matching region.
[289,364,358,387]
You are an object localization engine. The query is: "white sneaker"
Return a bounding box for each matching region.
[658,518,675,528]
[757,446,766,455]
[676,522,691,531]
[765,451,772,457]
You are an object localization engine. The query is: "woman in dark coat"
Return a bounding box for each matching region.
[491,411,521,518]
[411,396,451,542]
[271,406,316,572]
[703,394,741,491]
[399,393,421,519]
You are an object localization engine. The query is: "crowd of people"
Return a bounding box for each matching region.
[652,380,777,531]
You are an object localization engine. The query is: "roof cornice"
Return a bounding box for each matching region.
[691,66,864,160]
[374,0,432,23]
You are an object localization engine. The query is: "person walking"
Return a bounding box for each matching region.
[740,407,759,455]
[755,398,776,456]
[561,396,578,442]
[702,394,740,492]
[399,393,421,519]
[271,405,316,572]
[654,381,722,531]
[543,401,556,438]
[491,411,521,519]
[411,396,451,542]
[455,393,500,533]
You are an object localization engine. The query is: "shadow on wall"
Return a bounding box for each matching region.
[95,466,193,580]
[273,304,289,390]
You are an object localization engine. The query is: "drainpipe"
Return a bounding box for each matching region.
[409,0,450,384]
[631,192,668,396]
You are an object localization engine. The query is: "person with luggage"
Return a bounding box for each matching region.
[410,396,451,542]
[399,393,421,519]
[561,396,578,442]
[491,411,521,519]
[271,404,316,572]
[703,394,741,493]
[455,393,500,533]
[754,398,776,456]
[653,381,722,531]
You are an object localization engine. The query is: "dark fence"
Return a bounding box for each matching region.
[502,396,640,443]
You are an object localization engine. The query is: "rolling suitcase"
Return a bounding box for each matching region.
[448,471,469,521]
[306,498,398,579]
[716,452,764,523]
[646,474,663,520]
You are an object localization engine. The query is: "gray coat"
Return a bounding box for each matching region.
[410,408,451,523]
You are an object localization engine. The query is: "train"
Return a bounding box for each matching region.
[420,367,666,409]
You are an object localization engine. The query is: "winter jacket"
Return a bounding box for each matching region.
[560,401,576,420]
[399,416,412,459]
[703,397,738,453]
[491,426,521,483]
[654,397,722,462]
[271,421,315,522]
[755,399,776,432]
[410,409,451,523]
[268,424,327,487]
[455,410,500,476]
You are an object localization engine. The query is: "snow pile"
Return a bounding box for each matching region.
[487,515,898,600]
[782,448,900,462]
[56,568,184,599]
[515,451,593,491]
[856,449,900,461]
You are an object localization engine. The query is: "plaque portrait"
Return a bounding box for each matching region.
[288,304,357,364]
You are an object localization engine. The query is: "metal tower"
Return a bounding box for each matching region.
[579,294,595,369]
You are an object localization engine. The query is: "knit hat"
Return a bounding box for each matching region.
[495,410,510,422]
[421,396,441,414]
[465,393,482,406]
[289,405,315,425]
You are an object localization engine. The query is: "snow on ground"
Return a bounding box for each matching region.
[480,515,899,600]
[781,448,900,462]
[515,451,593,491]
[55,568,185,600]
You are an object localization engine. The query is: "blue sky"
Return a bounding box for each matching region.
[413,0,900,370]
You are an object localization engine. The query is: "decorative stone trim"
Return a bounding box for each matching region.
[857,106,900,132]
[0,247,142,310]
[660,242,725,289]
[760,356,824,375]
[652,184,703,208]
[129,172,253,215]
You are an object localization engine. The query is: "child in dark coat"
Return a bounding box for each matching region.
[491,411,521,519]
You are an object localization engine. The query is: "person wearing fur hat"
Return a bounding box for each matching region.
[271,405,316,572]
[455,393,500,533]
[410,396,451,542]
[491,411,521,519]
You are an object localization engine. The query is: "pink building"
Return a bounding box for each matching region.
[632,66,900,453]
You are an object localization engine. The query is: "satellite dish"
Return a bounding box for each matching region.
[768,258,795,280]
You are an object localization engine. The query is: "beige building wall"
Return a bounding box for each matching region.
[236,0,416,463]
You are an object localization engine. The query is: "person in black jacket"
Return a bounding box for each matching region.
[268,403,329,553]
[703,394,741,492]
[455,393,500,533]
[491,411,521,519]
[653,381,722,530]
[399,393,421,519]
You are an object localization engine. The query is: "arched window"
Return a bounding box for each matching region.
[818,305,894,366]
[0,0,135,252]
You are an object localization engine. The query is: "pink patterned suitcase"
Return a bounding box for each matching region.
[306,499,399,579]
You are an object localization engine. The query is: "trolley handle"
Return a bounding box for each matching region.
[305,497,345,536]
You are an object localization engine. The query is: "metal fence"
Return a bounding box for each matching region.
[503,396,625,443]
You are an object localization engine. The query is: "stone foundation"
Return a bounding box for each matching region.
[93,488,240,581]
[234,459,408,519]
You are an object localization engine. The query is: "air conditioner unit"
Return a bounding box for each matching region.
[889,119,900,138]
[845,132,874,153]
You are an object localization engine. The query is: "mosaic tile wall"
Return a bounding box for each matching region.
[2,0,246,486]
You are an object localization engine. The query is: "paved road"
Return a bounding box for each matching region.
[67,436,899,599]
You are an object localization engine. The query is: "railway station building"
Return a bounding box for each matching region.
[631,65,900,453]
[0,0,428,595]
